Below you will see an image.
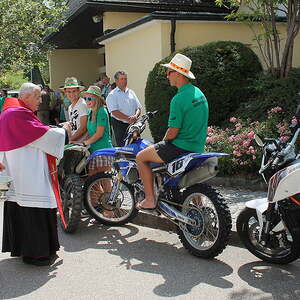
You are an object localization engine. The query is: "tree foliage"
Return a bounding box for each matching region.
[216,0,300,78]
[0,0,67,74]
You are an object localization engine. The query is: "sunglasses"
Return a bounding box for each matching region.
[83,96,97,101]
[167,70,176,76]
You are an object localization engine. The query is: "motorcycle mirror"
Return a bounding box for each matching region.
[254,134,264,147]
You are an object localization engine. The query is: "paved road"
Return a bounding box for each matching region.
[1,200,300,300]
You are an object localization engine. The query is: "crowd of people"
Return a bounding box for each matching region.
[0,53,209,267]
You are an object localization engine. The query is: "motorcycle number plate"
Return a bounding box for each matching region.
[168,156,192,176]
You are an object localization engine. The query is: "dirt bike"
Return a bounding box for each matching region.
[83,111,232,258]
[57,144,90,233]
[237,105,300,264]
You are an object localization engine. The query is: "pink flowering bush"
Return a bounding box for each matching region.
[205,107,292,176]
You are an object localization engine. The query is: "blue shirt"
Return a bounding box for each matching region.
[106,87,142,123]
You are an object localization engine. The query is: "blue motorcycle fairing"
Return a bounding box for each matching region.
[87,138,153,162]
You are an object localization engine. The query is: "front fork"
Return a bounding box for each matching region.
[259,203,284,245]
[106,172,122,207]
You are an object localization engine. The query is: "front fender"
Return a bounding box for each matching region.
[244,198,268,240]
[245,197,268,214]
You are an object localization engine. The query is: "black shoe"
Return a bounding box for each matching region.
[22,256,51,266]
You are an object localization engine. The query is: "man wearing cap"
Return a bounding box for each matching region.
[61,77,88,142]
[106,71,142,146]
[136,53,208,210]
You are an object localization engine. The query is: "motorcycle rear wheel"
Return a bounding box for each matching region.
[59,174,83,233]
[237,208,300,264]
[83,172,138,226]
[177,183,232,258]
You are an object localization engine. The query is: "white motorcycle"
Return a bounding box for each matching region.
[237,105,300,264]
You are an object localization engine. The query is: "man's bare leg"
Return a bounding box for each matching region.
[136,145,163,209]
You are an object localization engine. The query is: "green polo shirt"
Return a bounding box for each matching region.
[87,107,112,153]
[168,83,208,153]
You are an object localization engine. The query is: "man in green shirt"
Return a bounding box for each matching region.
[136,53,208,210]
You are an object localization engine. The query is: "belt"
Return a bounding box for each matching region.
[112,117,129,125]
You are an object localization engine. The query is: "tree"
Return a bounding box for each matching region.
[0,0,67,74]
[216,0,300,78]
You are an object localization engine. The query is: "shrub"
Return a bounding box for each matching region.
[233,68,300,121]
[145,41,262,141]
[206,107,294,177]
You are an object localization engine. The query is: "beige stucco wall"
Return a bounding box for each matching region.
[172,21,297,69]
[103,12,147,32]
[48,49,105,90]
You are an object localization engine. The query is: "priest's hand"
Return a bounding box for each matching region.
[0,162,5,171]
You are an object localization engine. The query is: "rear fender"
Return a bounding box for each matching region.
[167,152,228,177]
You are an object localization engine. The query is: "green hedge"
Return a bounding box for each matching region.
[233,68,300,122]
[145,41,262,141]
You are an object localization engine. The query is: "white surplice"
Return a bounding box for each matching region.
[0,128,65,208]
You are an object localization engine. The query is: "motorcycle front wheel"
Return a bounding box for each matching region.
[83,172,138,226]
[59,174,83,233]
[237,208,300,264]
[177,183,232,259]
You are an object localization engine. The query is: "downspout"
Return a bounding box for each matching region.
[170,18,176,54]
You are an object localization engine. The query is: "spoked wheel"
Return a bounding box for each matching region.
[59,174,83,233]
[177,183,232,258]
[237,208,300,264]
[83,172,138,226]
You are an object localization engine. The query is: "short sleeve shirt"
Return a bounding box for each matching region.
[68,98,88,135]
[106,87,142,123]
[87,107,112,153]
[168,83,208,153]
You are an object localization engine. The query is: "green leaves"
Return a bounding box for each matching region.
[0,0,66,73]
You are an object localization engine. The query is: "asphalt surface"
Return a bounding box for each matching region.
[1,187,300,300]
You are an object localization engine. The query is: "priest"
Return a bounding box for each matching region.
[0,83,66,266]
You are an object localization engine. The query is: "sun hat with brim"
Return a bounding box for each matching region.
[60,77,85,91]
[161,53,195,80]
[81,85,102,98]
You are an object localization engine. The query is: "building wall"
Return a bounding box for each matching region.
[103,12,147,31]
[174,21,293,69]
[49,49,104,90]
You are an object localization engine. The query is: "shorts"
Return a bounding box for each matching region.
[88,155,114,170]
[154,141,190,163]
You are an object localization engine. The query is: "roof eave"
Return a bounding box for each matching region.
[95,11,227,44]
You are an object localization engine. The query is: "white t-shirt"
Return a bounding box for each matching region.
[106,87,142,123]
[68,98,88,135]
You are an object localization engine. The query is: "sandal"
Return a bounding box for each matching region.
[136,201,157,211]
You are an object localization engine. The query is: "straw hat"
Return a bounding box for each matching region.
[60,77,85,91]
[82,85,102,98]
[161,53,195,80]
